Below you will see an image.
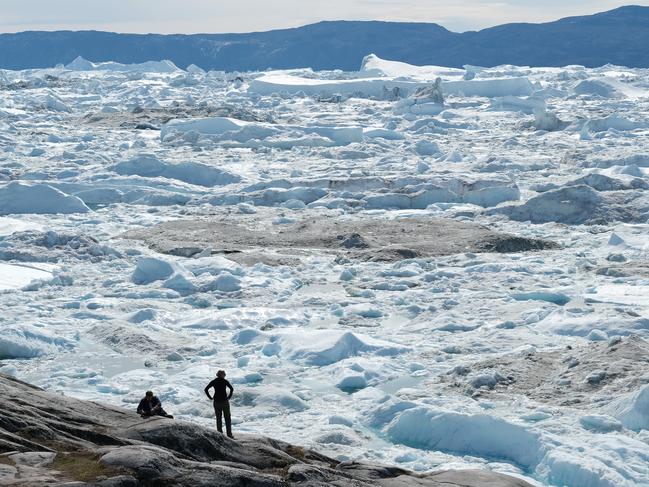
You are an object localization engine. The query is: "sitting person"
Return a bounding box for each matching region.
[137,391,173,419]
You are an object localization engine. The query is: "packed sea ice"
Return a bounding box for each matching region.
[0,54,649,486]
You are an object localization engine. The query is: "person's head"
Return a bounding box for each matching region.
[216,370,226,378]
[145,391,153,398]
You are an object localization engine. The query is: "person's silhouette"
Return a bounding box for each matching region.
[204,370,234,438]
[137,391,173,418]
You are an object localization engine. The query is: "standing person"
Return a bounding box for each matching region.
[204,370,234,438]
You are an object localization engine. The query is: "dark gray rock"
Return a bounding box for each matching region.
[96,476,139,487]
[124,216,556,265]
[438,335,649,409]
[0,374,535,486]
[121,420,296,468]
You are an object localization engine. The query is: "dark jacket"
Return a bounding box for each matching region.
[205,378,233,402]
[137,396,161,414]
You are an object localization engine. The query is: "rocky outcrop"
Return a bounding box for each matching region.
[124,216,556,264]
[441,335,649,409]
[0,374,534,486]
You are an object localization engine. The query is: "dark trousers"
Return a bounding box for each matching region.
[141,408,171,418]
[213,400,232,436]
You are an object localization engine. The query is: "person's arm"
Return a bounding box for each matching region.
[226,380,234,400]
[204,380,214,400]
[151,398,161,412]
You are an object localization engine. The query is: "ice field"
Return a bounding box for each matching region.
[1,54,649,486]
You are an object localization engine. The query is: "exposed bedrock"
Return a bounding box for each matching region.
[124,216,557,264]
[0,374,534,486]
[441,335,649,411]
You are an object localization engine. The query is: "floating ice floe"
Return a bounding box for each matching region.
[489,95,546,114]
[3,53,649,486]
[0,324,73,359]
[383,402,649,486]
[0,231,119,263]
[573,77,649,99]
[568,173,648,192]
[248,71,534,99]
[579,414,623,433]
[112,154,240,187]
[608,224,649,251]
[607,384,649,431]
[65,56,181,73]
[582,114,649,133]
[273,329,410,366]
[540,436,649,487]
[182,307,305,331]
[511,291,571,306]
[535,309,649,337]
[394,80,445,115]
[489,184,646,224]
[359,54,465,79]
[207,175,519,211]
[32,93,71,112]
[238,385,309,412]
[132,257,179,285]
[0,217,44,236]
[0,263,55,291]
[386,407,543,469]
[584,284,649,306]
[161,116,398,148]
[362,178,520,210]
[0,182,90,215]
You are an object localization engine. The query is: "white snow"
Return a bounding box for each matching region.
[585,284,649,306]
[65,56,181,73]
[0,217,44,236]
[489,185,604,224]
[162,116,249,136]
[386,407,543,469]
[360,54,465,79]
[585,114,648,133]
[274,329,410,366]
[162,116,366,147]
[607,385,649,431]
[0,182,90,215]
[0,263,54,291]
[113,154,240,187]
[132,257,177,285]
[579,414,623,433]
[0,324,72,359]
[249,69,533,99]
[574,77,648,99]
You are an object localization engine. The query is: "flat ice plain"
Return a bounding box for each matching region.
[1,54,649,486]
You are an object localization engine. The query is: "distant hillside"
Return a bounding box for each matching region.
[0,5,648,71]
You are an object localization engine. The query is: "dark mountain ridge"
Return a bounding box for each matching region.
[0,5,648,71]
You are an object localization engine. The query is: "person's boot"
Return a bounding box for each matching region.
[227,430,234,439]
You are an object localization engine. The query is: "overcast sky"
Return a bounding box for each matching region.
[1,0,647,34]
